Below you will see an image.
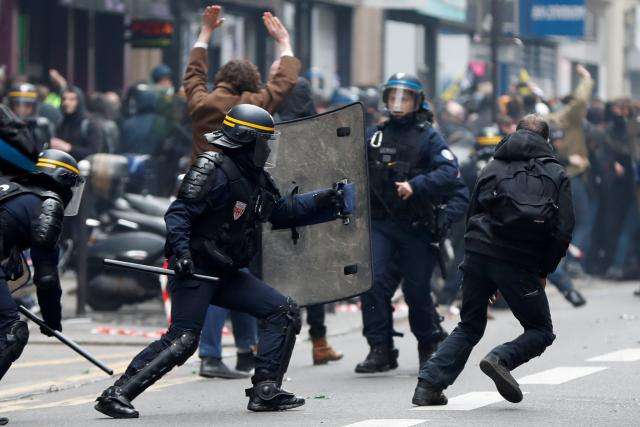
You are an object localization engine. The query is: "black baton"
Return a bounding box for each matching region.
[18,305,113,375]
[103,259,220,283]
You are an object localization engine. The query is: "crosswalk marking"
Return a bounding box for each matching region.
[410,391,504,411]
[0,375,203,414]
[586,348,640,362]
[343,420,427,427]
[518,366,608,385]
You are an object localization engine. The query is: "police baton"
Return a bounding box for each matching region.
[17,305,114,375]
[103,259,220,283]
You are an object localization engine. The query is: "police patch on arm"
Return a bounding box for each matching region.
[440,149,455,161]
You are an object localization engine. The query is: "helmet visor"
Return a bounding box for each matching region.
[254,131,280,169]
[385,88,418,115]
[63,176,86,216]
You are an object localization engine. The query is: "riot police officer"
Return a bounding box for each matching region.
[356,73,461,373]
[6,83,53,152]
[0,149,83,381]
[94,104,354,419]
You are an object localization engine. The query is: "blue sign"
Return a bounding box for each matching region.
[520,0,585,38]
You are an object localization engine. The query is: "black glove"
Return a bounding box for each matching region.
[36,283,62,337]
[174,253,195,279]
[313,189,340,209]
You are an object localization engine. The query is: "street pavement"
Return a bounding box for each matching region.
[1,278,639,426]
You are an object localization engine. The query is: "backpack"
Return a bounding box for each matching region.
[481,157,561,239]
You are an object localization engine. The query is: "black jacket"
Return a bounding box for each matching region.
[464,129,575,276]
[56,86,104,160]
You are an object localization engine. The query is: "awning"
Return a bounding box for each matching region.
[362,0,467,23]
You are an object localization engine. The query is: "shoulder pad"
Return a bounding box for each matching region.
[177,151,223,200]
[31,197,64,248]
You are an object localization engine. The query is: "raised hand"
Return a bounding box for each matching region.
[263,12,290,45]
[202,5,224,33]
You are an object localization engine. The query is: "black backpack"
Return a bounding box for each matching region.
[481,157,561,239]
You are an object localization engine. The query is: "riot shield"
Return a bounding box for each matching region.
[261,102,372,306]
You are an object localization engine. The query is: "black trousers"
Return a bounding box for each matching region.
[124,268,290,380]
[419,252,556,390]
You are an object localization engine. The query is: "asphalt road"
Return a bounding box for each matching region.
[1,279,639,426]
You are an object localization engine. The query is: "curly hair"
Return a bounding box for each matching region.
[214,60,262,94]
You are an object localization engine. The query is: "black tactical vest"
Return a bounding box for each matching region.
[190,155,280,270]
[368,121,430,220]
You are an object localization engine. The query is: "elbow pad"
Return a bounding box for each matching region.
[31,198,64,248]
[177,152,221,200]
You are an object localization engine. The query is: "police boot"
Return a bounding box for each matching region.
[479,354,523,403]
[94,386,139,419]
[355,345,397,373]
[312,337,343,365]
[412,379,448,406]
[246,381,305,412]
[563,289,586,307]
[200,357,250,379]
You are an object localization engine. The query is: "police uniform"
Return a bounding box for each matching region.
[0,149,81,381]
[356,74,461,373]
[94,104,352,419]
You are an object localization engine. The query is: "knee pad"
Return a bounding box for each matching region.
[0,320,29,366]
[166,327,198,366]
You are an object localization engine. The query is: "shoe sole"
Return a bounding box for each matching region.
[411,397,448,406]
[94,402,139,419]
[247,401,305,412]
[479,359,523,403]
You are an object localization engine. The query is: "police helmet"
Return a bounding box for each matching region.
[382,73,425,114]
[8,83,38,105]
[35,149,81,191]
[216,104,276,149]
[475,125,503,149]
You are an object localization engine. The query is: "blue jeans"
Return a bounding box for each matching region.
[547,260,574,294]
[570,175,591,253]
[612,202,640,269]
[199,305,258,359]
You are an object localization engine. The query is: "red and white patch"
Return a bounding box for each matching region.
[233,201,247,220]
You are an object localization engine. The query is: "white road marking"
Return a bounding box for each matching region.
[586,348,640,362]
[12,351,136,369]
[0,375,203,413]
[518,366,608,385]
[411,391,504,411]
[343,420,427,427]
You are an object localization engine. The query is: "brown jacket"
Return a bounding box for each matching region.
[546,75,594,177]
[183,47,301,161]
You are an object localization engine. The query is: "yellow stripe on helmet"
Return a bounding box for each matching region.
[222,119,236,128]
[476,136,502,146]
[8,91,37,99]
[36,158,80,174]
[224,115,274,133]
